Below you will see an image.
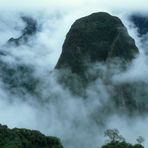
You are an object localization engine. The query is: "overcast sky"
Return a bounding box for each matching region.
[0,0,148,12]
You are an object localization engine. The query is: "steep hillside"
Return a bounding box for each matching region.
[54,12,143,112]
[0,124,63,148]
[56,12,138,74]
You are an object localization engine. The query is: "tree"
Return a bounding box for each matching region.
[104,129,125,143]
[102,129,144,148]
[136,136,144,145]
[101,141,144,148]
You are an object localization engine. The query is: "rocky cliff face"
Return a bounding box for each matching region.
[56,12,138,75]
[55,12,140,107]
[0,124,63,148]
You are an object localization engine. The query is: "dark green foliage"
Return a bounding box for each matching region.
[101,141,144,148]
[102,129,144,148]
[0,124,63,148]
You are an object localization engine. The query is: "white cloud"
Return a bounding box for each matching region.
[0,1,148,148]
[0,0,147,12]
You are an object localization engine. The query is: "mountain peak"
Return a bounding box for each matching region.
[55,12,138,74]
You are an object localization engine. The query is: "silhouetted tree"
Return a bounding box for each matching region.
[104,129,125,143]
[136,136,144,145]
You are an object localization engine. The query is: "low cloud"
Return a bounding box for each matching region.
[0,1,147,148]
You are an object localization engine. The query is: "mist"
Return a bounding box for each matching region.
[0,1,148,148]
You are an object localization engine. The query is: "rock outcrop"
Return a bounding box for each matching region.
[8,16,37,46]
[55,12,139,101]
[130,14,148,36]
[56,12,138,75]
[0,124,63,148]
